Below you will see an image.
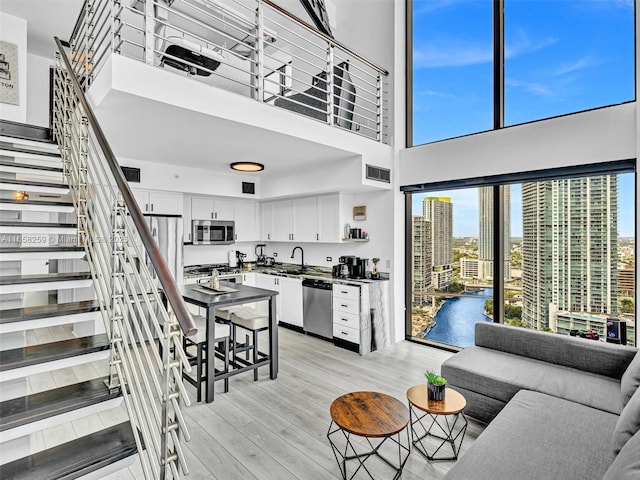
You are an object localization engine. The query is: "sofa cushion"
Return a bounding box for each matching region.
[443,390,618,480]
[443,346,623,416]
[613,385,640,454]
[621,351,640,407]
[474,322,637,378]
[604,429,640,480]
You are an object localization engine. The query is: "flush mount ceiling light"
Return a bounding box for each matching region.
[230,162,264,172]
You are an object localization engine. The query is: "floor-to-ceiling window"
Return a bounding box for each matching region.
[409,0,636,146]
[406,0,636,349]
[406,167,636,349]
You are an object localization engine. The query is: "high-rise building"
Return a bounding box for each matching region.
[412,215,432,303]
[422,197,453,289]
[521,176,618,331]
[478,187,511,280]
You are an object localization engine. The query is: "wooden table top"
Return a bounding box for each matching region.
[406,385,466,415]
[330,391,409,438]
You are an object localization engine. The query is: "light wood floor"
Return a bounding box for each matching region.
[104,327,485,480]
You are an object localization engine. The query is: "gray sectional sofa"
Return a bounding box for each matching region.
[441,322,640,480]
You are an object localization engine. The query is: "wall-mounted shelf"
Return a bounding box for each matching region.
[342,238,369,242]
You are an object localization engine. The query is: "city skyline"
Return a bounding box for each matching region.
[411,173,635,238]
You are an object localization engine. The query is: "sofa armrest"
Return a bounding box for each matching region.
[474,322,637,379]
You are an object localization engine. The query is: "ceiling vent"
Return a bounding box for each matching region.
[121,166,140,183]
[242,182,255,194]
[366,164,390,183]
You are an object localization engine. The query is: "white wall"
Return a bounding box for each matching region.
[0,12,27,123]
[400,103,637,185]
[119,156,262,198]
[26,53,51,127]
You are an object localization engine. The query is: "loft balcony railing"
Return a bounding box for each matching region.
[69,0,390,142]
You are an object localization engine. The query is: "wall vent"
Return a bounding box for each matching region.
[121,166,141,183]
[366,164,390,183]
[242,182,255,194]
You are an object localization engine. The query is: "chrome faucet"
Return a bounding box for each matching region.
[291,246,305,272]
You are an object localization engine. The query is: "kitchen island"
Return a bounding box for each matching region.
[180,281,279,403]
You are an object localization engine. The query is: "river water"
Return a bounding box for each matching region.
[424,288,493,348]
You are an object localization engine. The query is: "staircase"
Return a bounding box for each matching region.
[0,128,138,479]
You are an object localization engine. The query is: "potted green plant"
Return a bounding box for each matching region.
[425,371,447,401]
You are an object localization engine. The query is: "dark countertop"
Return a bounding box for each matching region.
[180,281,278,309]
[245,264,389,286]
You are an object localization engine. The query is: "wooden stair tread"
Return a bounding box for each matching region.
[0,178,68,189]
[0,421,137,480]
[0,377,120,432]
[0,300,99,324]
[0,199,72,207]
[0,246,83,254]
[0,334,109,372]
[0,121,53,143]
[0,272,91,286]
[0,221,77,228]
[0,159,62,172]
[0,145,60,158]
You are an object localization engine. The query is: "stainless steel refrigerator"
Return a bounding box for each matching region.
[143,214,183,287]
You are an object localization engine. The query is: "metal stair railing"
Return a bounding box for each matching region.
[68,0,389,142]
[52,36,196,480]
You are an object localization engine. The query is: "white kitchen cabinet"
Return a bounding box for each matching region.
[333,284,360,349]
[317,194,341,242]
[260,193,343,243]
[191,197,234,220]
[278,276,303,328]
[255,273,280,322]
[292,197,317,242]
[242,272,256,286]
[183,196,192,243]
[271,200,294,241]
[260,202,274,241]
[253,274,302,327]
[234,200,259,242]
[132,188,183,215]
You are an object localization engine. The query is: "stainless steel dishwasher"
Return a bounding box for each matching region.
[302,278,333,340]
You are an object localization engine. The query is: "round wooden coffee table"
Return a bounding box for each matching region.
[327,391,410,480]
[406,385,468,461]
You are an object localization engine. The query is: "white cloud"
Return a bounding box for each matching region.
[553,56,594,76]
[506,78,553,97]
[413,42,493,68]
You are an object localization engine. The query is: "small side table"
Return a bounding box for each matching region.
[327,391,410,480]
[406,385,468,461]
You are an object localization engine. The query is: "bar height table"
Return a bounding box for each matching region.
[180,281,278,403]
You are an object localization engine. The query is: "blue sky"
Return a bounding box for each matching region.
[411,0,635,237]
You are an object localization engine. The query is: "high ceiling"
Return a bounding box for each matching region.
[1,0,83,58]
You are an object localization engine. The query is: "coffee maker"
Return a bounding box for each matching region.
[255,244,267,266]
[335,256,367,279]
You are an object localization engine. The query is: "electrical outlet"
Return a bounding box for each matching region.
[385,260,391,268]
[273,252,278,257]
[326,256,332,262]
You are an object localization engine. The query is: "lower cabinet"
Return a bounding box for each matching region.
[253,274,302,327]
[332,284,361,351]
[279,276,303,328]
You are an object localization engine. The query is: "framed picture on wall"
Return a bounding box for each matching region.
[0,41,19,105]
[299,0,333,38]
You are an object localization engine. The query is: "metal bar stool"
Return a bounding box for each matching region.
[230,308,269,381]
[183,315,230,402]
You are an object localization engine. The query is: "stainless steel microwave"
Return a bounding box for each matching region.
[192,220,235,245]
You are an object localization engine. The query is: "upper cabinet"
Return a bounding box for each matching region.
[191,197,234,220]
[234,200,259,242]
[317,194,341,242]
[261,193,344,243]
[186,195,260,243]
[132,188,183,215]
